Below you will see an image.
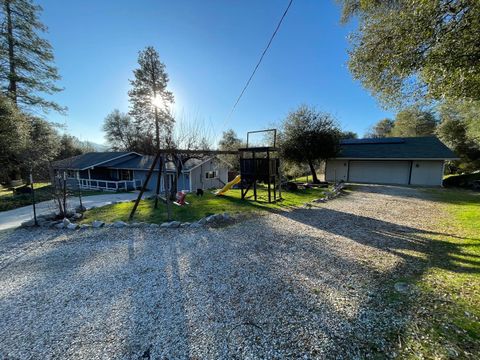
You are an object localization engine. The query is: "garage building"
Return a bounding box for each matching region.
[325,137,458,186]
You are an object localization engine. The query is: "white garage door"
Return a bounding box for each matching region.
[348,161,410,185]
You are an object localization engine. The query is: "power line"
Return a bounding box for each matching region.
[220,0,294,133]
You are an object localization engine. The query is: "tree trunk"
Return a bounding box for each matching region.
[307,159,319,183]
[5,0,17,104]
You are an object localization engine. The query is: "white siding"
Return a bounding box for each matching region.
[325,160,348,182]
[190,159,229,191]
[348,161,410,185]
[410,160,444,186]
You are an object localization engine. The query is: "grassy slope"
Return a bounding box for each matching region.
[80,187,327,224]
[398,188,480,358]
[0,183,109,212]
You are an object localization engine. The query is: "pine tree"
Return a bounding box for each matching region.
[128,46,174,152]
[0,0,64,113]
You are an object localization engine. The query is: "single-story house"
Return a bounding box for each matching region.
[325,137,458,186]
[51,152,230,192]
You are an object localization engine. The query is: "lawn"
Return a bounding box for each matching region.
[0,183,109,212]
[397,188,480,358]
[80,186,329,224]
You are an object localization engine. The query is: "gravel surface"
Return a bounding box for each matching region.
[0,185,443,359]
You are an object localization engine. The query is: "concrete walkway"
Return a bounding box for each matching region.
[0,192,144,230]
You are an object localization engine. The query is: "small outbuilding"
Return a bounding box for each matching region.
[325,137,458,186]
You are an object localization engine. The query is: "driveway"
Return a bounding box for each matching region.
[0,192,144,230]
[0,185,445,359]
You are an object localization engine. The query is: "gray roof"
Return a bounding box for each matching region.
[51,152,134,170]
[103,155,204,172]
[336,137,457,159]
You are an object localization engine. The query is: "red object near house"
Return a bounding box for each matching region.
[176,191,187,205]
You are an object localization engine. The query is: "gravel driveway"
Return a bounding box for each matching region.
[0,185,443,359]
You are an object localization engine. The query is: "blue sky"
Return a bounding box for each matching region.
[38,0,394,145]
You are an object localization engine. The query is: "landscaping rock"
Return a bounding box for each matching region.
[129,222,145,228]
[394,282,411,294]
[160,221,181,228]
[79,224,91,229]
[75,205,86,213]
[54,222,65,229]
[66,223,78,230]
[92,220,105,228]
[62,218,71,227]
[113,221,128,228]
[222,212,231,221]
[189,222,203,228]
[197,217,207,225]
[149,223,159,228]
[21,219,36,227]
[180,222,191,228]
[72,213,83,220]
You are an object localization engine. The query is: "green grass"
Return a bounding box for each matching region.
[0,183,111,212]
[80,186,328,224]
[396,188,480,358]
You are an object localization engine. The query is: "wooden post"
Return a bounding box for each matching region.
[266,149,271,203]
[162,154,172,221]
[30,171,38,226]
[154,155,163,209]
[129,151,161,221]
[252,151,257,201]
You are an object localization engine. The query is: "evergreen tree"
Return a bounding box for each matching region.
[128,46,174,152]
[0,0,64,113]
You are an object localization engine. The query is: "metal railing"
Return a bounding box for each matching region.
[77,178,142,191]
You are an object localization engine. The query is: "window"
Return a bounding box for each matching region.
[205,171,217,179]
[119,170,132,180]
[66,170,76,178]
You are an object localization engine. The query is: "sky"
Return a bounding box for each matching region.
[38,0,394,145]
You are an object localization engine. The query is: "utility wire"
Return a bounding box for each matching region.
[220,0,294,133]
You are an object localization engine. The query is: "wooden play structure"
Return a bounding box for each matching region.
[239,129,281,203]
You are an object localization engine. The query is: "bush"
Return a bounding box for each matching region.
[443,172,480,188]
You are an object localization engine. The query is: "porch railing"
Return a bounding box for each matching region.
[77,178,142,191]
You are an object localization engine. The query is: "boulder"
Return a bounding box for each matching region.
[79,224,91,229]
[222,212,231,221]
[72,213,83,220]
[180,222,191,228]
[113,221,128,228]
[197,217,208,225]
[75,205,87,213]
[62,218,71,226]
[66,223,79,230]
[21,219,36,227]
[149,223,159,228]
[92,220,105,228]
[160,221,181,228]
[189,222,203,228]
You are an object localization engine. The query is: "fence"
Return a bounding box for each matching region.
[76,179,142,191]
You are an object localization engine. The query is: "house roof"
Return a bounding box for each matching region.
[51,152,135,170]
[336,137,458,160]
[103,156,205,172]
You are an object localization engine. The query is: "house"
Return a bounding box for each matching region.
[325,137,458,186]
[51,152,230,192]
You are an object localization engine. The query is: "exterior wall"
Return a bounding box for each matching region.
[133,170,191,192]
[410,160,444,186]
[190,159,229,191]
[325,160,349,182]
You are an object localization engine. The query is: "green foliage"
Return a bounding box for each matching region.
[366,118,394,138]
[436,101,480,172]
[339,0,480,107]
[103,109,141,151]
[0,0,64,113]
[279,105,341,183]
[128,46,174,151]
[57,134,94,160]
[340,130,358,139]
[0,95,28,181]
[218,129,244,171]
[390,108,437,137]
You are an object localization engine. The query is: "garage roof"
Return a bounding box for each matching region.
[337,136,458,159]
